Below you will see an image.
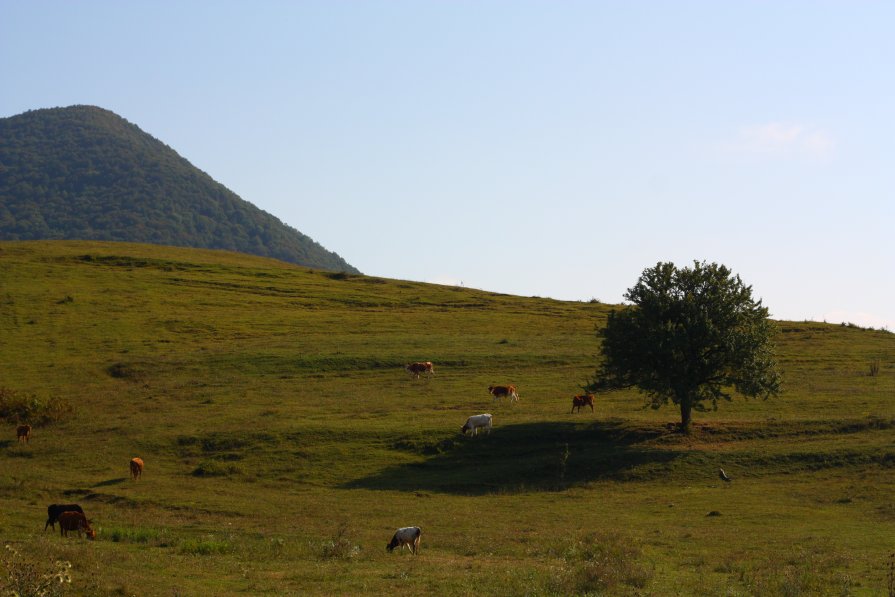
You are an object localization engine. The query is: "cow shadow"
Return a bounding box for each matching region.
[343,419,683,495]
[93,477,128,488]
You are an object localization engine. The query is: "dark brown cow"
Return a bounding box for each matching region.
[571,394,595,413]
[58,511,96,540]
[130,457,144,481]
[405,361,435,379]
[45,504,85,531]
[488,385,519,403]
[16,424,31,443]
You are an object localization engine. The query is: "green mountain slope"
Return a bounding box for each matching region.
[0,241,892,596]
[0,105,358,272]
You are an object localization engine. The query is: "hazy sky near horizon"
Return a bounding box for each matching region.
[2,2,893,329]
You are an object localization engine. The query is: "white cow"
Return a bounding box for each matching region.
[461,413,493,436]
[387,526,422,554]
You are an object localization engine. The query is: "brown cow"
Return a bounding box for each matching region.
[58,511,96,540]
[488,385,519,403]
[571,394,595,413]
[130,457,144,481]
[45,503,85,531]
[405,361,435,379]
[16,424,31,443]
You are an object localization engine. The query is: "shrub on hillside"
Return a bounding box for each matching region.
[106,362,143,381]
[191,460,243,477]
[0,387,73,425]
[1,544,72,596]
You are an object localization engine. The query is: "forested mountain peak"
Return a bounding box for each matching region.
[0,105,359,273]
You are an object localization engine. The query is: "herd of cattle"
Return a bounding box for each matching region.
[399,360,595,554]
[402,361,595,440]
[11,361,593,553]
[19,423,102,540]
[13,426,146,541]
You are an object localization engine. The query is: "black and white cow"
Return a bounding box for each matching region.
[387,526,422,554]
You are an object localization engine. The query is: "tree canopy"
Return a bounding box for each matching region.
[589,261,781,432]
[0,105,358,273]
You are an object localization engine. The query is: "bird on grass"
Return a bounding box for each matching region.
[719,468,731,482]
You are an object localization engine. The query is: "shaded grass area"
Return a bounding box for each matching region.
[349,418,895,494]
[349,420,682,493]
[127,414,895,496]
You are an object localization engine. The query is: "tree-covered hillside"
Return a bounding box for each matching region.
[0,105,359,273]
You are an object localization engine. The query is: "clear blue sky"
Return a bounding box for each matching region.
[2,1,893,329]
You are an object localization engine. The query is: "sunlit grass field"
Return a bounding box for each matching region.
[1,240,893,595]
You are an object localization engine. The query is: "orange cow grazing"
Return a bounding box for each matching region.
[130,457,144,481]
[57,511,96,540]
[488,385,519,403]
[571,394,595,413]
[405,361,435,379]
[16,424,31,443]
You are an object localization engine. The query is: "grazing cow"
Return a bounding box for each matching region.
[488,385,519,403]
[386,526,422,554]
[57,511,96,540]
[571,394,595,414]
[130,457,144,481]
[45,504,85,531]
[405,361,435,379]
[16,424,31,443]
[461,413,493,436]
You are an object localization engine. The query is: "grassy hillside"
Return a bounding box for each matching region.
[1,240,893,596]
[0,106,359,273]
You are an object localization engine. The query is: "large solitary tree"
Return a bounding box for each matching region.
[589,261,781,432]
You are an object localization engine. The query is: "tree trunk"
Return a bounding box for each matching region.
[679,395,693,433]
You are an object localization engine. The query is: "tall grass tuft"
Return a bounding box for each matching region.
[547,531,654,594]
[1,545,72,596]
[318,522,360,560]
[106,526,168,546]
[887,552,894,597]
[869,359,881,377]
[737,544,852,596]
[557,442,570,486]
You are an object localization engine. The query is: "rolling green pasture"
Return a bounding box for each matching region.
[1,240,893,596]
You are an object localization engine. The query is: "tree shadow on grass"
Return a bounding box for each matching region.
[343,419,683,495]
